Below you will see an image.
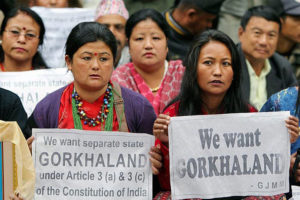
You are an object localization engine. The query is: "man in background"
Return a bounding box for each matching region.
[238,6,297,110]
[268,0,300,79]
[95,0,130,68]
[164,0,224,60]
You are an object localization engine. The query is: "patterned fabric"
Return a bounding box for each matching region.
[111,60,185,115]
[153,193,285,200]
[260,86,300,154]
[154,102,285,200]
[95,0,129,20]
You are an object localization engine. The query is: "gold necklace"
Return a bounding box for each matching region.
[149,60,168,93]
[150,86,160,92]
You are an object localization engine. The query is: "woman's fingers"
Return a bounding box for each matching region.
[153,114,170,143]
[9,193,23,200]
[27,136,35,154]
[286,116,299,143]
[149,146,163,175]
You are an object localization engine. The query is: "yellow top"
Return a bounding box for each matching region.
[0,121,35,200]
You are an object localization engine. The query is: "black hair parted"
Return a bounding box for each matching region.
[240,5,281,31]
[167,29,250,115]
[125,8,169,41]
[65,22,117,63]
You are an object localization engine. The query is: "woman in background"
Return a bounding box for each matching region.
[0,6,48,71]
[111,8,185,115]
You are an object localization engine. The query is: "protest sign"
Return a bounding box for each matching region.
[31,7,95,68]
[292,186,300,200]
[169,111,290,199]
[0,68,73,116]
[32,129,154,200]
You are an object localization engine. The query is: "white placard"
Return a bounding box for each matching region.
[169,111,290,199]
[32,129,154,200]
[292,185,300,200]
[31,7,95,68]
[0,68,73,116]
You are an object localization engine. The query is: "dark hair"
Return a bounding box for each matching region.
[0,6,48,69]
[125,8,169,41]
[65,22,117,63]
[68,0,82,8]
[176,0,223,15]
[240,5,281,31]
[0,0,16,16]
[168,29,249,115]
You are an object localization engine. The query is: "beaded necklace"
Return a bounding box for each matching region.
[71,83,113,129]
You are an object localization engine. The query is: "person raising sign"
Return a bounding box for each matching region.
[152,29,299,200]
[0,7,48,71]
[26,22,162,179]
[27,21,156,136]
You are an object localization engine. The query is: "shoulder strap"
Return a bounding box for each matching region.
[112,82,129,132]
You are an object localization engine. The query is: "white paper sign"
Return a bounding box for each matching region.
[292,185,300,200]
[169,112,290,199]
[32,129,154,200]
[31,7,95,68]
[0,68,73,116]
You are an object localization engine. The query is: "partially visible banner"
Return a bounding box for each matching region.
[32,129,154,200]
[169,112,290,199]
[0,68,73,115]
[32,7,95,68]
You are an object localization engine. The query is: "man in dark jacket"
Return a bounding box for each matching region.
[164,0,224,61]
[267,0,300,79]
[238,5,297,110]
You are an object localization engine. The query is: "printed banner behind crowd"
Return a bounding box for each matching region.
[169,111,290,199]
[0,68,73,115]
[32,129,154,200]
[32,7,95,68]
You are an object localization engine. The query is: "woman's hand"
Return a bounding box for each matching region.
[149,145,162,175]
[27,136,35,154]
[153,114,170,145]
[285,115,299,143]
[9,193,23,200]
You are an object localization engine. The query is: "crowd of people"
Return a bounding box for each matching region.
[1,0,300,199]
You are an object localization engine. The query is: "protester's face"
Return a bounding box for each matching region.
[66,41,114,93]
[281,15,300,43]
[197,41,233,99]
[189,11,216,35]
[1,13,40,63]
[96,14,127,63]
[129,19,168,72]
[238,16,279,62]
[31,0,68,8]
